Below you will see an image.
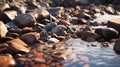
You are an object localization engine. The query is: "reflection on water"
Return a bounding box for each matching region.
[63,38,120,67]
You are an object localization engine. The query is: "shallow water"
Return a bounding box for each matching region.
[63,38,120,67]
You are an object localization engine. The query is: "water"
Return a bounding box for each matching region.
[63,38,120,67]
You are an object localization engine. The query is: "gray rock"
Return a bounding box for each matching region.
[95,27,119,41]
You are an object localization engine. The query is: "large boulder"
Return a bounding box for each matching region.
[15,13,36,28]
[107,18,120,34]
[95,27,119,41]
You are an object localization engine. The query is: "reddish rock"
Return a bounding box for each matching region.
[75,30,100,41]
[0,56,16,67]
[58,19,70,26]
[0,21,8,37]
[107,18,120,33]
[15,13,36,28]
[6,39,30,54]
[20,32,40,44]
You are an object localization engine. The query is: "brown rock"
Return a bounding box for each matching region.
[0,21,8,37]
[75,30,100,41]
[6,39,30,54]
[15,13,36,28]
[22,27,33,33]
[107,18,120,33]
[114,39,120,54]
[0,3,9,11]
[58,19,70,26]
[0,56,16,67]
[20,32,40,44]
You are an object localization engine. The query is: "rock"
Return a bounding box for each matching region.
[48,7,64,17]
[15,13,36,28]
[78,12,91,20]
[47,38,59,43]
[0,37,13,43]
[0,11,17,23]
[0,56,16,67]
[39,2,50,9]
[58,19,70,26]
[95,27,119,41]
[40,30,49,37]
[0,21,8,37]
[22,27,33,33]
[75,30,100,41]
[114,39,120,54]
[0,2,9,11]
[44,22,57,31]
[6,39,30,54]
[20,32,40,44]
[6,32,19,38]
[6,22,20,29]
[107,18,120,33]
[51,25,67,36]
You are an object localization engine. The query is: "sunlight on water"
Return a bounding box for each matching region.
[64,38,120,67]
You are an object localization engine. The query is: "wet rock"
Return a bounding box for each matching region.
[75,30,100,41]
[6,32,19,38]
[0,2,9,11]
[6,39,30,54]
[26,1,41,10]
[70,17,79,24]
[48,7,64,17]
[58,19,70,26]
[51,25,67,36]
[33,58,46,63]
[0,56,16,67]
[39,2,50,9]
[47,38,59,43]
[6,22,20,29]
[40,30,49,37]
[15,13,36,28]
[22,27,33,33]
[44,22,57,31]
[107,18,120,33]
[0,37,13,43]
[32,26,43,32]
[0,21,8,37]
[36,8,50,19]
[0,10,17,23]
[95,27,119,41]
[78,12,91,20]
[8,4,26,14]
[20,32,40,44]
[114,39,120,54]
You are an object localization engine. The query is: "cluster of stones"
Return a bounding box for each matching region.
[0,0,120,67]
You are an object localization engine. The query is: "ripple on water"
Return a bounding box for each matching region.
[64,38,120,67]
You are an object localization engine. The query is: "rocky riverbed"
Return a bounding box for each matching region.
[0,0,120,67]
